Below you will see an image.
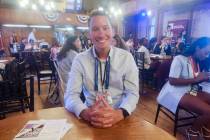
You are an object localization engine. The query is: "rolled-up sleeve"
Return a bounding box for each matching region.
[64,56,87,118]
[119,54,139,114]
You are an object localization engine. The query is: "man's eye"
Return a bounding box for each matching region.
[92,28,99,31]
[103,26,109,30]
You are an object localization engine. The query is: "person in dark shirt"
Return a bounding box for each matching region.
[153,36,171,55]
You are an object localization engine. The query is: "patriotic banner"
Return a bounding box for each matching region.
[43,12,60,22]
[77,15,89,24]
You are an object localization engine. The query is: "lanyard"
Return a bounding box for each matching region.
[189,57,200,78]
[94,56,110,92]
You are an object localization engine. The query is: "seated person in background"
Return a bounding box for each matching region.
[50,38,61,61]
[19,37,27,51]
[64,10,139,128]
[0,48,5,57]
[153,36,171,55]
[39,40,49,49]
[112,34,129,51]
[9,32,18,48]
[57,35,81,91]
[137,37,151,69]
[28,28,37,43]
[173,42,186,56]
[125,38,134,50]
[149,37,158,52]
[157,37,210,139]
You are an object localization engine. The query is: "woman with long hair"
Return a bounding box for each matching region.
[57,35,81,90]
[157,37,210,140]
[50,37,61,60]
[112,34,129,51]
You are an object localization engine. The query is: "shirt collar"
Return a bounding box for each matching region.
[92,45,114,60]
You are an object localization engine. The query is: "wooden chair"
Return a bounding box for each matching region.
[154,104,197,136]
[0,60,34,119]
[134,52,145,94]
[31,52,55,95]
[153,59,172,90]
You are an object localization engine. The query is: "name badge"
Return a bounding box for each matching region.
[105,92,113,105]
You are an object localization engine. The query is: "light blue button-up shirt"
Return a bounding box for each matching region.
[64,46,139,117]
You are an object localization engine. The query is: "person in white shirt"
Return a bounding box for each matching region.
[56,35,81,104]
[137,38,151,69]
[64,10,139,128]
[28,28,37,43]
[157,37,210,139]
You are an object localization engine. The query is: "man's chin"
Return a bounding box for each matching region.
[95,44,110,49]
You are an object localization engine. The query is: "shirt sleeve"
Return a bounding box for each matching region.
[169,56,182,78]
[64,56,88,118]
[144,48,151,65]
[119,53,139,114]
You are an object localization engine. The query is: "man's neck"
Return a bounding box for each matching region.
[95,47,110,60]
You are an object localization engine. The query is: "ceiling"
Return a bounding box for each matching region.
[0,0,130,12]
[82,0,130,12]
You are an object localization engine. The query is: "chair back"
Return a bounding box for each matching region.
[135,51,145,70]
[53,60,64,105]
[0,60,27,99]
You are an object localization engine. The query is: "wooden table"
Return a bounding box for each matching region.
[150,54,172,61]
[0,107,175,140]
[0,57,15,65]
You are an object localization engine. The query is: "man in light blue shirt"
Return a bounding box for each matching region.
[64,10,139,128]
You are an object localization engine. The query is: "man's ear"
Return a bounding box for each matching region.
[112,27,115,37]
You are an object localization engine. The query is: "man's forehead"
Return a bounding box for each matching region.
[89,16,111,26]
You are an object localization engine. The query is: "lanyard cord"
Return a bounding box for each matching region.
[189,57,200,78]
[94,56,110,92]
[99,61,106,92]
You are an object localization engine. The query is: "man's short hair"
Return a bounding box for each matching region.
[88,9,111,27]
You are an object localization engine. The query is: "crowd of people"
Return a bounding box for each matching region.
[1,9,210,140]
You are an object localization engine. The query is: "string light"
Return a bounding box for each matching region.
[39,0,45,6]
[19,0,56,11]
[98,7,104,11]
[32,4,37,10]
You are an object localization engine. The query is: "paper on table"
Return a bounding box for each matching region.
[59,123,73,139]
[14,119,72,140]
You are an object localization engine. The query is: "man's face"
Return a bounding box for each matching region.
[89,16,113,50]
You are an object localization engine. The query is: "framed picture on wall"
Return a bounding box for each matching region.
[165,19,189,43]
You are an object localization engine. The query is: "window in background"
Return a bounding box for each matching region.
[66,0,82,11]
[149,17,156,39]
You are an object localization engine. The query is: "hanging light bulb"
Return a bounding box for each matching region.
[32,4,37,10]
[45,4,51,11]
[50,1,55,9]
[19,0,29,8]
[39,0,45,6]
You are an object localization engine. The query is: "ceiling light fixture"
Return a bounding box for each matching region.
[2,24,28,27]
[98,7,104,11]
[29,25,51,28]
[76,27,89,30]
[32,4,37,10]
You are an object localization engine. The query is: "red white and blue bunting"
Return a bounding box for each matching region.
[77,15,89,24]
[43,12,60,22]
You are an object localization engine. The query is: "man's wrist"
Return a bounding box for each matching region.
[79,109,90,121]
[119,108,129,119]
